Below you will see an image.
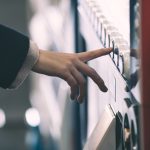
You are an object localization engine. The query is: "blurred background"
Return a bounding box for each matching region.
[0,0,142,150]
[0,0,31,150]
[0,0,79,150]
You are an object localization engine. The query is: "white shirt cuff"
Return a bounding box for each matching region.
[9,41,39,89]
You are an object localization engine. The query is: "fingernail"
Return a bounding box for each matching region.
[100,84,108,92]
[103,85,108,92]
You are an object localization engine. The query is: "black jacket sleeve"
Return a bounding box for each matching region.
[0,24,29,88]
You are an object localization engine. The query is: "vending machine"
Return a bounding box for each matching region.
[76,0,141,149]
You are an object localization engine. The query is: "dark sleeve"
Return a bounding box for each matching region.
[0,24,29,88]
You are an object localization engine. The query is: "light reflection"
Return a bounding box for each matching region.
[25,108,40,127]
[0,109,6,128]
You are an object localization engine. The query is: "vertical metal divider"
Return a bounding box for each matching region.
[76,0,88,148]
[70,0,82,150]
[71,0,88,149]
[77,0,142,149]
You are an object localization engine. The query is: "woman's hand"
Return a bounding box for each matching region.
[32,48,112,103]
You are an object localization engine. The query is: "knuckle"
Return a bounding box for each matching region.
[66,62,73,68]
[62,66,68,72]
[70,54,78,62]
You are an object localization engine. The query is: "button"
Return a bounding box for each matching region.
[101,20,109,46]
[114,47,119,66]
[109,40,115,58]
[114,39,128,72]
[119,46,130,79]
[105,26,117,48]
[97,15,105,38]
[118,55,124,74]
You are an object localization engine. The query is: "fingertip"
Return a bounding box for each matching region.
[97,47,113,56]
[110,47,113,51]
[106,47,113,53]
[99,84,108,92]
[103,86,108,92]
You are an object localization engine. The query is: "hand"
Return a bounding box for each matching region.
[32,48,112,103]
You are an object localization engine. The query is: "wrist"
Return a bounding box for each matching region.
[32,49,42,73]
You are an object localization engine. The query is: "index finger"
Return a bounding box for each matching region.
[77,48,113,62]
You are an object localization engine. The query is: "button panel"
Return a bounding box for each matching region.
[80,0,130,80]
